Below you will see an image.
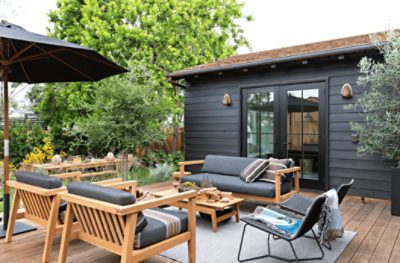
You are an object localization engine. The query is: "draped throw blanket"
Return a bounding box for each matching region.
[318,189,344,243]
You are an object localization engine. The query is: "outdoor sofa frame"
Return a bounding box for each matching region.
[179,159,300,203]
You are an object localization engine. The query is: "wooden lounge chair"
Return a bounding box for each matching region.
[5,171,136,263]
[57,182,197,263]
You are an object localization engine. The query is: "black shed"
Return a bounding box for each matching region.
[169,32,394,199]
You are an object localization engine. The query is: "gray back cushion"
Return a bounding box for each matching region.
[67,182,136,206]
[15,171,63,189]
[201,155,257,177]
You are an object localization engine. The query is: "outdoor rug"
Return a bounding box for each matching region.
[161,203,356,263]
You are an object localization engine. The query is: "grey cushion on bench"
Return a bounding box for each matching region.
[135,208,188,249]
[67,182,136,206]
[15,171,63,189]
[201,155,257,177]
[181,173,292,198]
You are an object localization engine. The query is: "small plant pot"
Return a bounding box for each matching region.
[391,167,400,216]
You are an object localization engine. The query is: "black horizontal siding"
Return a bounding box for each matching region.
[328,73,392,199]
[184,58,393,199]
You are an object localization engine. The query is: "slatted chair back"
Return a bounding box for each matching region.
[70,199,128,248]
[337,179,354,205]
[293,195,326,238]
[19,188,58,223]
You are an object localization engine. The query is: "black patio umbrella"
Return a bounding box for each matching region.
[0,20,127,237]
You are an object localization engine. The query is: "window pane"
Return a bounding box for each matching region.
[287,90,302,134]
[260,92,274,133]
[260,133,274,157]
[303,89,319,134]
[247,93,259,133]
[303,134,319,180]
[247,133,259,157]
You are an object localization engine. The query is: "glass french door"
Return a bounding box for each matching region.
[242,82,326,190]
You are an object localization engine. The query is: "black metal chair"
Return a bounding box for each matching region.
[279,179,354,216]
[238,195,326,262]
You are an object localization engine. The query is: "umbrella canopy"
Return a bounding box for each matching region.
[0,20,127,234]
[0,21,127,83]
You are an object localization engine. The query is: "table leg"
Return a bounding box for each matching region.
[211,210,218,232]
[235,204,240,222]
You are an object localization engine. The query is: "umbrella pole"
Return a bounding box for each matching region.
[2,62,9,231]
[0,39,36,238]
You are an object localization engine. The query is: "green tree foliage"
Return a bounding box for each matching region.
[74,61,170,178]
[350,31,400,165]
[30,0,251,153]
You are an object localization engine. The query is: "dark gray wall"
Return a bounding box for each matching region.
[184,59,394,199]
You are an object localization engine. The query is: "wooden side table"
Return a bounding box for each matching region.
[153,189,243,232]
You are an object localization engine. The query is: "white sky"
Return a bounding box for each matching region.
[1,0,400,112]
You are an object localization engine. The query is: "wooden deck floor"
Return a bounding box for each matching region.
[0,182,399,263]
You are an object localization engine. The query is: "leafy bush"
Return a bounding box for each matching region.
[0,122,48,166]
[23,137,55,164]
[143,150,184,171]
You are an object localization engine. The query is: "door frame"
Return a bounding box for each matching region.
[240,78,329,191]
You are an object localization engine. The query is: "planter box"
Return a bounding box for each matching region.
[391,167,400,216]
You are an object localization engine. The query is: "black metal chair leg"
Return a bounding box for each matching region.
[237,224,271,263]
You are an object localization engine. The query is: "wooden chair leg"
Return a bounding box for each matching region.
[42,196,61,263]
[58,204,74,263]
[187,197,196,263]
[5,190,20,243]
[120,214,137,263]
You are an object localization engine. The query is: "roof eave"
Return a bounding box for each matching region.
[168,43,377,80]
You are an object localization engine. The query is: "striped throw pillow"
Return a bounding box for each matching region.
[258,158,293,183]
[240,159,269,183]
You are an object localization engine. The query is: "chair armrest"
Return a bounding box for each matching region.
[178,160,205,166]
[7,180,66,196]
[178,160,205,176]
[274,166,301,202]
[119,190,198,215]
[274,166,301,175]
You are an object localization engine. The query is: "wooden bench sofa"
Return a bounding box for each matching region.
[179,155,301,203]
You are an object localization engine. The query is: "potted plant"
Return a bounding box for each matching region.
[350,31,400,215]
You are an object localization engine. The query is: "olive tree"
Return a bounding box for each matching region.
[351,31,400,167]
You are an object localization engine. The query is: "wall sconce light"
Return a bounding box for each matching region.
[222,93,232,106]
[341,83,353,99]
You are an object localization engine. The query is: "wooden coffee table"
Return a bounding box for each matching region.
[153,189,243,232]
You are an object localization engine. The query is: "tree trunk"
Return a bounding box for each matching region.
[122,151,129,181]
[172,127,179,152]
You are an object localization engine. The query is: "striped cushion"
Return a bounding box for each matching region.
[240,159,269,183]
[258,158,293,183]
[134,208,187,249]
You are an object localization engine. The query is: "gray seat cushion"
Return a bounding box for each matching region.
[201,155,257,177]
[15,171,63,189]
[135,208,188,249]
[181,173,292,198]
[67,182,136,206]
